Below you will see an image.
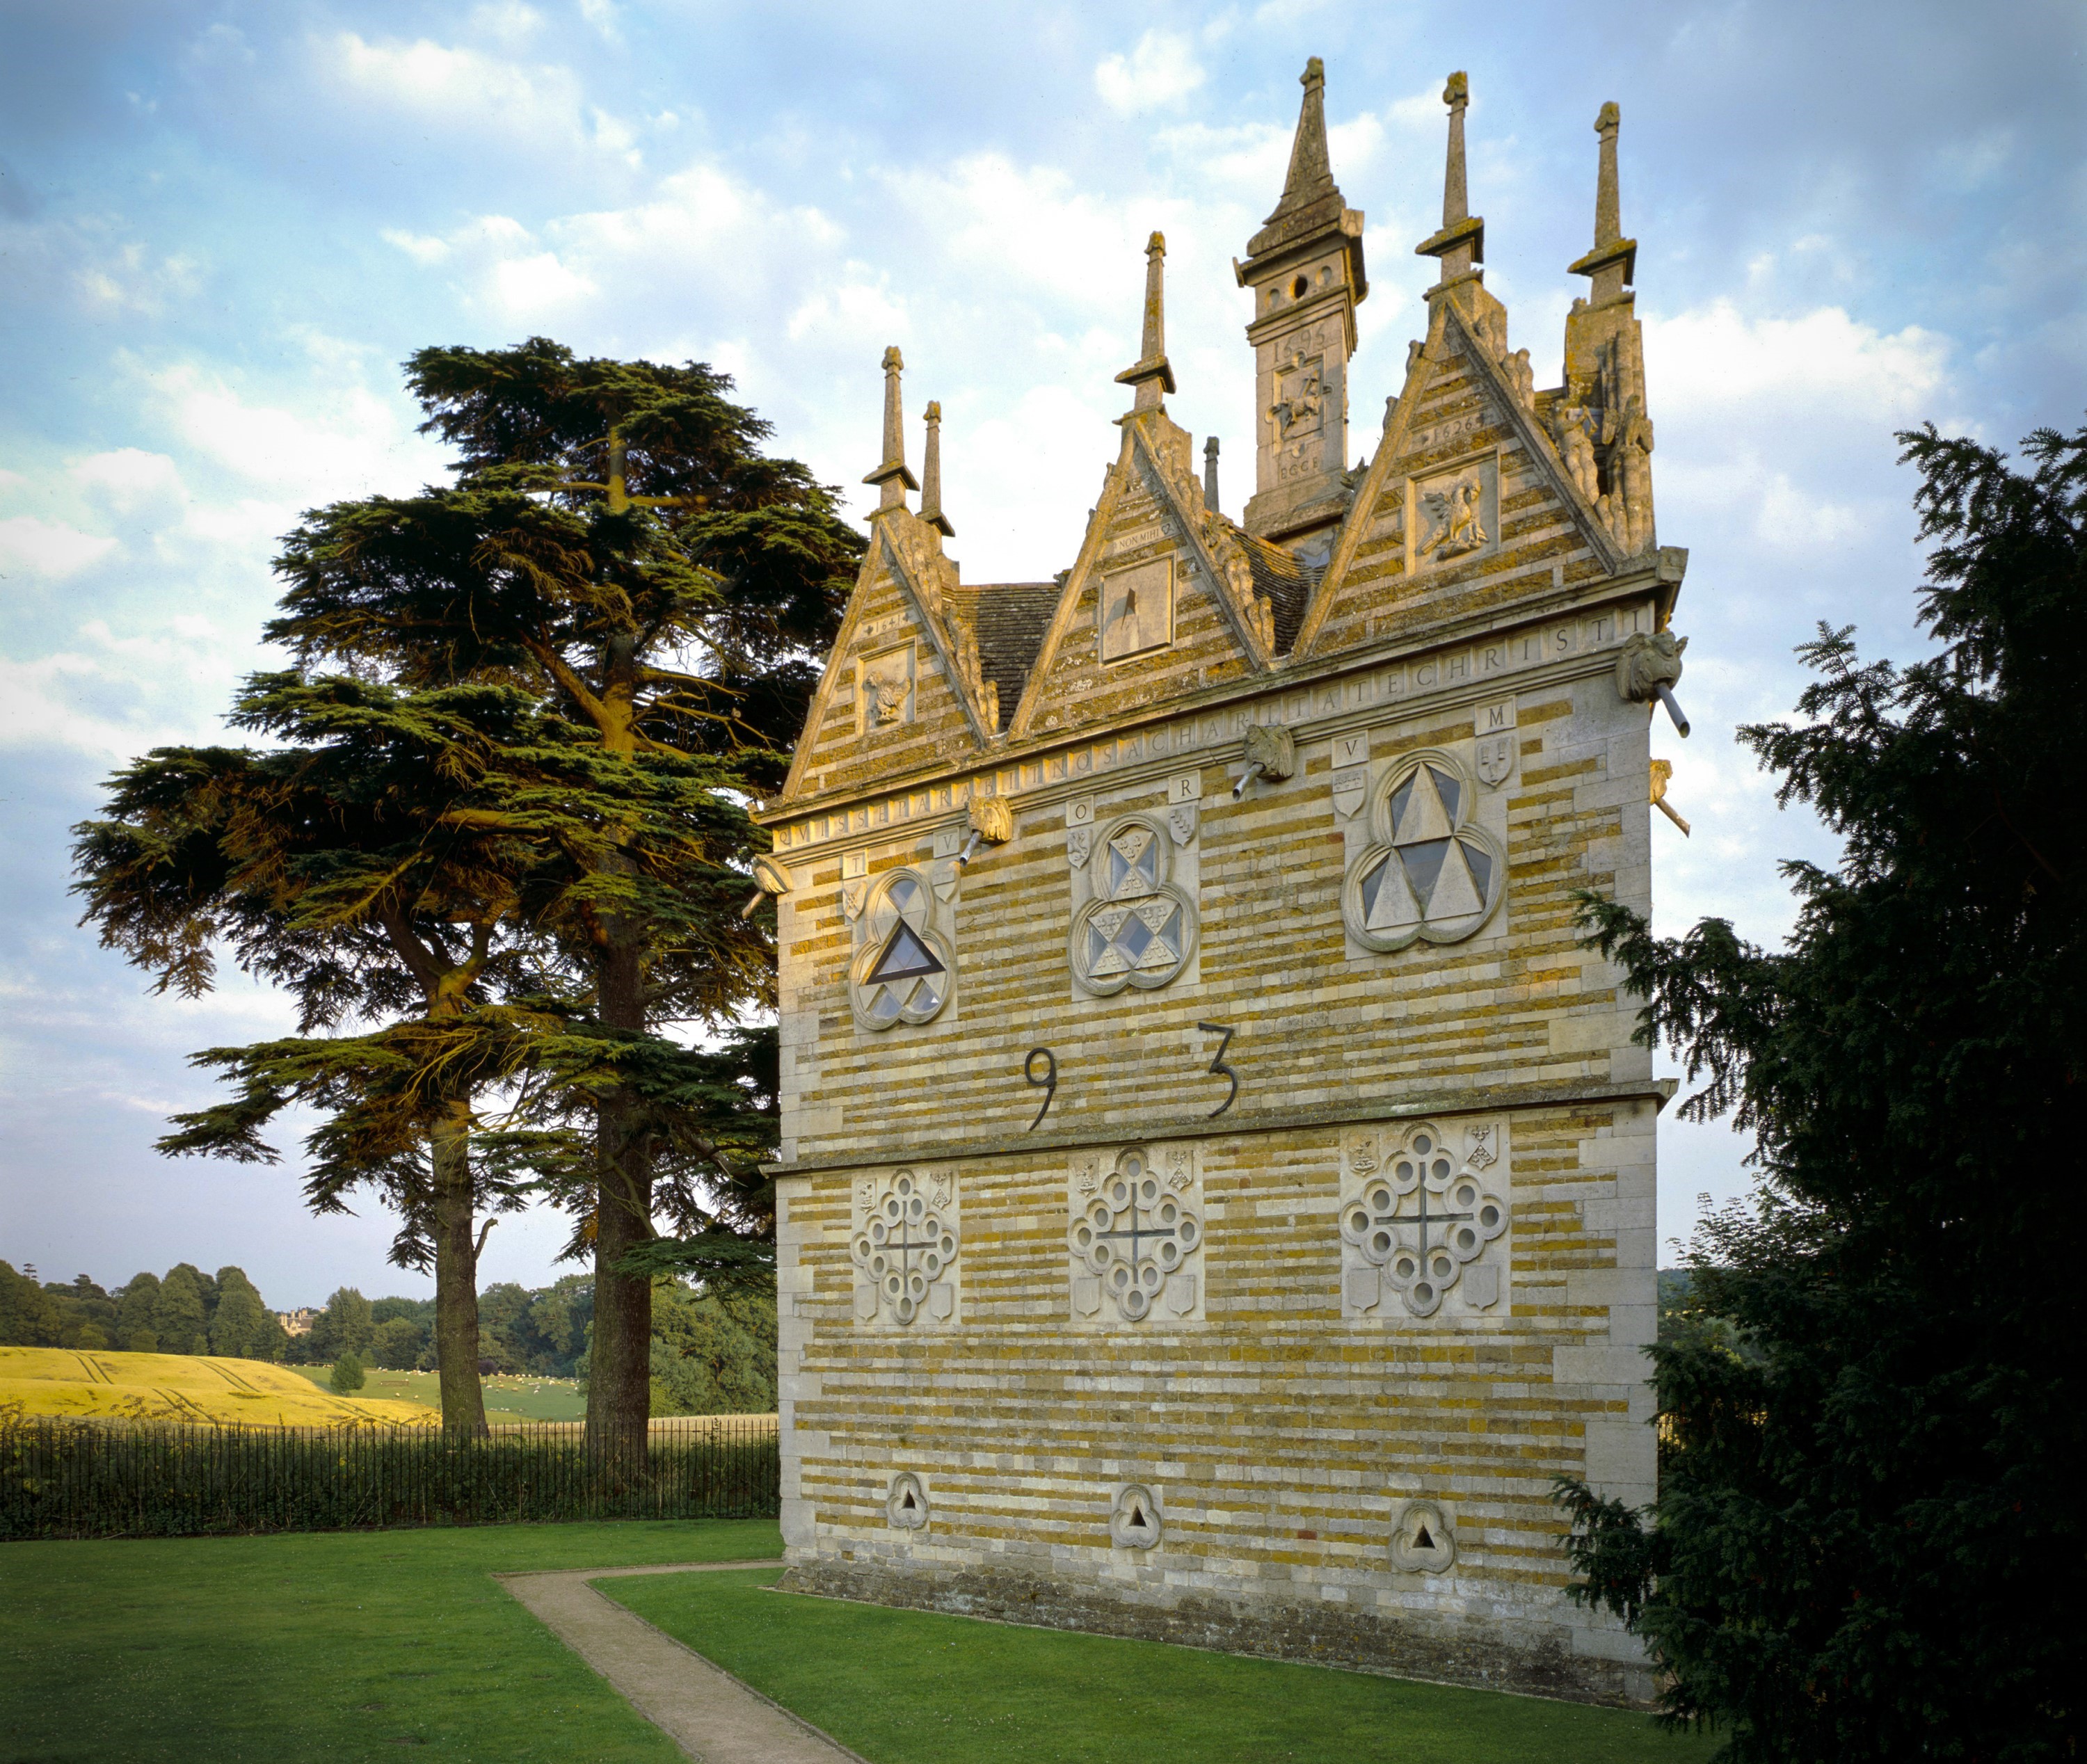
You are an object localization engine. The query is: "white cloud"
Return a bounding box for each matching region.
[134,355,435,502]
[388,163,843,328]
[0,516,118,580]
[74,241,202,316]
[321,27,633,159]
[1095,31,1206,117]
[1648,300,1949,421]
[71,449,185,513]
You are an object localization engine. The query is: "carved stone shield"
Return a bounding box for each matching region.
[1476,733,1515,789]
[1332,766,1369,819]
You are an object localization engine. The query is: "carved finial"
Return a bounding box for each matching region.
[862,345,919,515]
[1270,57,1336,216]
[1415,72,1484,281]
[1113,230,1176,412]
[1569,101,1637,302]
[1442,72,1469,225]
[1204,435,1220,512]
[919,400,954,538]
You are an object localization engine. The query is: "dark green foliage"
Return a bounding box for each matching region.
[113,1272,159,1350]
[649,1282,778,1416]
[0,1262,63,1345]
[328,1351,367,1393]
[0,1417,779,1539]
[306,1288,374,1363]
[369,1316,424,1371]
[151,1265,210,1356]
[1556,421,2087,1762]
[0,1262,291,1358]
[207,1267,286,1361]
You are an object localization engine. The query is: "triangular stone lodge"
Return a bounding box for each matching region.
[758,60,1688,1706]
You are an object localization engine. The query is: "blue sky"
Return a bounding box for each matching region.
[3,1,2081,1308]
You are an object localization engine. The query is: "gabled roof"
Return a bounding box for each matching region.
[947,581,1060,731]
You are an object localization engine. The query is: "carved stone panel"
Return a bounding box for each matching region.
[856,641,916,732]
[1110,1482,1163,1549]
[851,1167,961,1329]
[1339,1118,1509,1323]
[1341,748,1506,953]
[1098,556,1174,662]
[1407,451,1499,574]
[1068,810,1199,995]
[1390,1498,1456,1574]
[1068,1143,1204,1326]
[886,1470,929,1530]
[848,865,958,1031]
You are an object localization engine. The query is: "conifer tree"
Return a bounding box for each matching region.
[1556,421,2087,1762]
[74,672,564,1434]
[264,339,859,1441]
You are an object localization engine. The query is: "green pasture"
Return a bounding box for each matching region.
[291,1364,588,1422]
[607,1568,1718,1764]
[0,1519,775,1761]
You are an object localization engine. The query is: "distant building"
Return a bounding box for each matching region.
[276,1308,316,1337]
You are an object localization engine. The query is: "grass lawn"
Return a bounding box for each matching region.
[290,1365,589,1424]
[0,1518,780,1762]
[605,1569,1720,1764]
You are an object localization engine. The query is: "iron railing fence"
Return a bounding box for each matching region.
[0,1413,781,1540]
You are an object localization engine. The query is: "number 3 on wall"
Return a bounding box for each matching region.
[1197,1021,1239,1118]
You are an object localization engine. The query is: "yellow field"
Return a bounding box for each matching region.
[0,1347,437,1427]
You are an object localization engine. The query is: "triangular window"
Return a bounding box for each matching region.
[869,921,945,984]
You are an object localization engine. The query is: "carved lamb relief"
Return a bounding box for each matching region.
[1339,1118,1509,1322]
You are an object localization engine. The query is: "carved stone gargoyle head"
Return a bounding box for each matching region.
[1614,629,1686,704]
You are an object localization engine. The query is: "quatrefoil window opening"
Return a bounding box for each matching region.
[851,869,952,1030]
[1070,815,1197,995]
[1342,1126,1507,1317]
[1344,751,1505,952]
[851,1171,959,1326]
[1069,1148,1202,1322]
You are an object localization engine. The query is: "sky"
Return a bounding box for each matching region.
[1,0,2081,1309]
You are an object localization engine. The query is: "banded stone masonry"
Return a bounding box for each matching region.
[758,60,1690,1707]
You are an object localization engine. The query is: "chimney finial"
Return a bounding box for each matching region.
[1568,101,1637,302]
[1114,231,1177,412]
[861,345,919,517]
[1414,71,1485,282]
[920,400,954,538]
[1204,435,1220,512]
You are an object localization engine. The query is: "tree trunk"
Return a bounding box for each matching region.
[587,932,653,1457]
[431,1094,490,1441]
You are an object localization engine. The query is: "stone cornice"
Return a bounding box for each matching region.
[765,1077,1680,1179]
[755,553,1683,835]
